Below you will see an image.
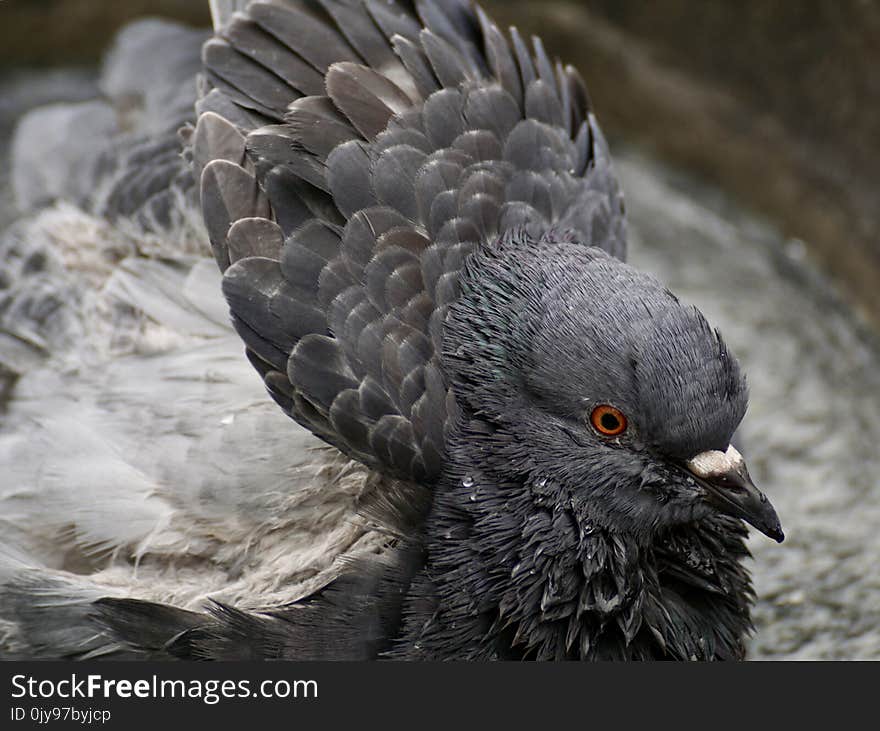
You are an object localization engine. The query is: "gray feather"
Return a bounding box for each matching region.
[223,15,326,97]
[327,140,377,218]
[365,0,423,44]
[476,6,522,106]
[192,111,246,185]
[326,62,412,138]
[201,160,271,269]
[525,79,564,130]
[203,38,298,118]
[227,217,284,263]
[372,145,427,221]
[510,26,537,89]
[286,96,359,158]
[419,29,473,89]
[463,85,521,140]
[391,35,441,99]
[422,88,465,148]
[249,1,360,72]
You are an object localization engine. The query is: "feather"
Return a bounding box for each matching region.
[370,414,419,475]
[222,15,326,97]
[476,6,522,106]
[373,126,432,155]
[318,259,358,315]
[463,85,521,141]
[357,375,396,421]
[197,87,271,130]
[391,35,441,100]
[499,200,548,234]
[223,256,327,355]
[419,30,472,89]
[326,62,413,139]
[458,193,500,239]
[340,207,410,277]
[427,189,459,239]
[192,111,246,185]
[372,145,428,221]
[525,79,564,130]
[415,0,486,76]
[203,38,298,118]
[203,68,283,121]
[248,1,360,73]
[574,121,591,177]
[327,140,377,218]
[289,334,357,411]
[286,96,360,158]
[280,219,342,292]
[555,61,574,136]
[532,35,556,88]
[510,27,537,89]
[435,217,480,248]
[327,286,369,344]
[365,247,417,312]
[458,168,506,203]
[245,125,328,191]
[226,216,284,264]
[318,0,417,101]
[201,159,270,269]
[504,118,572,173]
[506,170,553,222]
[565,64,592,131]
[422,88,465,149]
[385,261,425,311]
[452,129,502,162]
[376,226,430,257]
[262,165,320,236]
[415,158,463,219]
[365,0,422,44]
[329,390,373,457]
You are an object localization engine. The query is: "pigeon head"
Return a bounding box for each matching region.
[445,230,784,544]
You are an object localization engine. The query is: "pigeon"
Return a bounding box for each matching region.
[0,0,783,661]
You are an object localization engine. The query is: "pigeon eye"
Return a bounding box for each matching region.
[590,405,628,436]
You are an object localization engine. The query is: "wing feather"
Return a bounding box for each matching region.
[196,0,627,491]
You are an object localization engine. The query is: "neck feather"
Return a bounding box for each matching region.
[390,415,754,660]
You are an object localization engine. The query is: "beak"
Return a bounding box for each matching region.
[685,445,785,543]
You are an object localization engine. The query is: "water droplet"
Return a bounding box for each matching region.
[536,478,548,488]
[461,475,475,488]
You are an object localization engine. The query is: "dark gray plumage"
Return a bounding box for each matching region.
[7,0,783,660]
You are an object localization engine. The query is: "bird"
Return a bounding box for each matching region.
[0,0,783,661]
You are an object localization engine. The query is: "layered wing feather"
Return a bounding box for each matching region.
[196,0,626,485]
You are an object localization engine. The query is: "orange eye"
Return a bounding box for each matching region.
[590,405,628,436]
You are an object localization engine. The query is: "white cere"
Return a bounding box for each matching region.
[686,444,744,478]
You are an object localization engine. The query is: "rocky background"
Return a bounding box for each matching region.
[1,0,878,329]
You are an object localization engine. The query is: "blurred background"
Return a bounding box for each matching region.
[0,0,878,658]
